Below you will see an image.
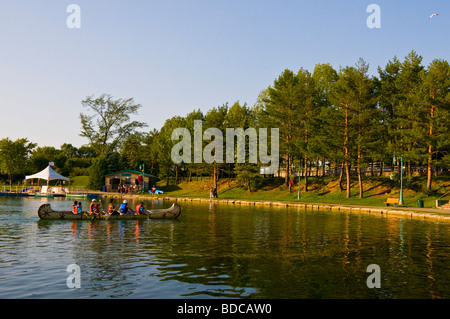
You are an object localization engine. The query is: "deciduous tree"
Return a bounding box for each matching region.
[80,94,147,154]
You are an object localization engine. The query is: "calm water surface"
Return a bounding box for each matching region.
[1,196,450,299]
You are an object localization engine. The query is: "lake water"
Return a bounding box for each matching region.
[1,196,450,299]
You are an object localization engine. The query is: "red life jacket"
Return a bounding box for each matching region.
[72,205,78,214]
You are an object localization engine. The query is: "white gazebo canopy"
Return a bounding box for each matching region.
[25,165,70,184]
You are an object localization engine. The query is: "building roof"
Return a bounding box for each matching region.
[105,170,156,178]
[25,165,70,181]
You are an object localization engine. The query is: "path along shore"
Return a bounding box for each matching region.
[98,192,450,222]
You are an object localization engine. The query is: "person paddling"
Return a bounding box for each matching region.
[90,199,100,216]
[119,200,130,215]
[72,201,79,214]
[107,199,116,215]
[136,201,145,215]
[72,201,87,218]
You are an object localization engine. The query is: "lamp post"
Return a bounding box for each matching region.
[393,156,404,205]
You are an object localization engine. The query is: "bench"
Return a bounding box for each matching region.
[385,198,399,207]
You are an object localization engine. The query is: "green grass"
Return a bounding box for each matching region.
[156,176,450,209]
[26,174,446,209]
[69,176,89,188]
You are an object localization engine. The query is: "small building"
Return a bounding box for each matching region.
[104,170,157,193]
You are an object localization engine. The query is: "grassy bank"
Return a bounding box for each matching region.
[69,176,89,188]
[157,176,450,209]
[54,174,450,209]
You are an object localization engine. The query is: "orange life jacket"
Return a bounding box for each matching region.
[72,205,78,214]
[90,202,98,213]
[136,204,142,214]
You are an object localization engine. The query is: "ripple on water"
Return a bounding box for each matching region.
[1,198,450,298]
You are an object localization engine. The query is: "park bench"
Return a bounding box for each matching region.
[384,198,399,207]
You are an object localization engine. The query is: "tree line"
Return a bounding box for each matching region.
[1,50,449,197]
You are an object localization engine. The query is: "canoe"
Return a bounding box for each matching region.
[146,203,182,219]
[37,203,181,220]
[35,193,54,198]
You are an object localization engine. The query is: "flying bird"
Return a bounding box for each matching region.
[429,13,439,19]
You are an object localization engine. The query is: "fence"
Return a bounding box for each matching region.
[279,162,450,178]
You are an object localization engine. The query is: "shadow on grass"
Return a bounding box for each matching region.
[363,179,395,193]
[365,191,391,198]
[160,185,182,192]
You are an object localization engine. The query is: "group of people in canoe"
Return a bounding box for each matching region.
[71,199,146,216]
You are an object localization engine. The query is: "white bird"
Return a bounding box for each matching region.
[429,13,439,19]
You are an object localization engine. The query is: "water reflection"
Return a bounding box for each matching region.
[1,197,450,298]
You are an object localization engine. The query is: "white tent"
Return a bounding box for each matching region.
[25,165,70,184]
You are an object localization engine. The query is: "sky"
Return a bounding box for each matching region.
[0,1,449,148]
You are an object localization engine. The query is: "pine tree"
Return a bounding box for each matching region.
[204,104,228,189]
[377,56,402,172]
[329,59,379,198]
[351,59,380,198]
[258,69,301,188]
[223,102,257,188]
[294,68,319,192]
[88,154,108,190]
[395,51,425,179]
[416,59,450,189]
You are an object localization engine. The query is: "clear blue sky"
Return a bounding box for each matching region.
[1,1,449,148]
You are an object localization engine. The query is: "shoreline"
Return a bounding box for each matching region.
[99,193,450,222]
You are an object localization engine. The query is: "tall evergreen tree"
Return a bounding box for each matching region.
[224,101,259,190]
[157,116,185,185]
[121,132,145,171]
[259,69,300,187]
[378,56,402,172]
[312,63,341,182]
[416,59,450,189]
[351,59,380,198]
[88,153,108,190]
[330,59,379,198]
[330,66,356,198]
[203,104,228,189]
[396,51,425,179]
[294,68,319,192]
[184,109,205,181]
